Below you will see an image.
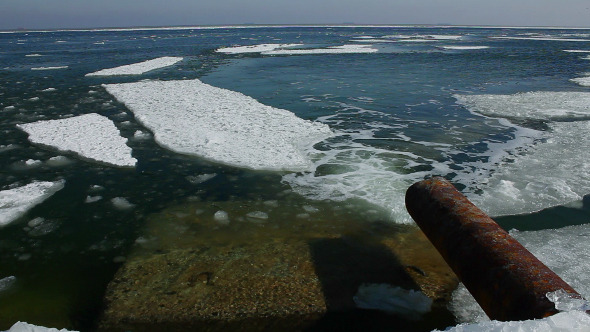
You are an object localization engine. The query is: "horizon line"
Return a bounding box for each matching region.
[3,23,590,34]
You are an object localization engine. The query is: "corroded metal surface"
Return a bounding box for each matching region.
[405,177,582,321]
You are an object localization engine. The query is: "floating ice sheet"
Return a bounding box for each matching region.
[17,113,137,167]
[455,92,590,121]
[216,43,302,54]
[440,46,490,50]
[31,66,68,71]
[0,181,65,227]
[103,79,333,171]
[263,44,378,55]
[353,283,432,319]
[85,57,183,76]
[571,76,590,87]
[492,36,590,42]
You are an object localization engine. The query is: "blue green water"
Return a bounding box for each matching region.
[2,26,590,330]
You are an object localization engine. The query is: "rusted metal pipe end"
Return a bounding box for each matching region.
[405,177,582,321]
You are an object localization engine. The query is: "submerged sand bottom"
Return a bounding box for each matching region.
[98,197,458,331]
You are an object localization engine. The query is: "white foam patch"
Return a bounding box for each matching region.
[448,224,590,329]
[0,181,65,227]
[263,44,378,55]
[492,36,590,42]
[571,76,590,87]
[563,49,590,53]
[440,46,490,50]
[283,105,448,224]
[216,43,303,54]
[353,284,432,318]
[31,66,68,71]
[25,54,43,57]
[17,113,137,167]
[85,57,183,76]
[103,79,333,171]
[6,321,77,332]
[455,92,590,121]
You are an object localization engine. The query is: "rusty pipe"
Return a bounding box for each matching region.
[405,177,582,321]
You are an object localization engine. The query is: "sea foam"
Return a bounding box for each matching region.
[17,113,137,167]
[0,181,65,227]
[103,79,333,171]
[85,57,183,76]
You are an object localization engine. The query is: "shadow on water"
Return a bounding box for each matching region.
[307,236,456,332]
[495,195,590,232]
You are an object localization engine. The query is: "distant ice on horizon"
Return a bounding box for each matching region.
[85,56,183,76]
[17,113,137,167]
[216,43,302,54]
[263,44,378,55]
[103,79,333,171]
[0,181,65,227]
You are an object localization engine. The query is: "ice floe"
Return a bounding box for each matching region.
[216,43,303,54]
[0,276,16,292]
[0,181,65,227]
[563,49,590,53]
[353,283,432,319]
[571,76,590,87]
[263,44,378,55]
[111,197,135,210]
[103,79,333,171]
[85,56,183,76]
[31,66,68,71]
[6,321,78,332]
[492,36,590,42]
[17,113,137,167]
[440,46,490,50]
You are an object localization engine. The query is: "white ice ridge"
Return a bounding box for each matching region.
[455,92,590,121]
[263,44,378,55]
[102,79,333,171]
[0,181,65,227]
[216,43,303,54]
[6,321,78,332]
[17,114,137,167]
[85,57,183,76]
[446,224,590,331]
[440,46,490,50]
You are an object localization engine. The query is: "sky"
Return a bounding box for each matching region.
[1,0,589,30]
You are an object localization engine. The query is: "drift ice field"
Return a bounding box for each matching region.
[2,25,590,331]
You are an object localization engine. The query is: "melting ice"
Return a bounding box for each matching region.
[0,181,65,227]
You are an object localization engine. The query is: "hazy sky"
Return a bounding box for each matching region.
[1,0,589,30]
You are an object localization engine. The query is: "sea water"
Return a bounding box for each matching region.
[1,25,590,330]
